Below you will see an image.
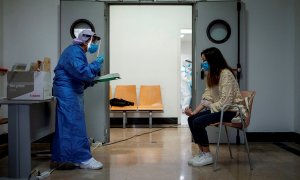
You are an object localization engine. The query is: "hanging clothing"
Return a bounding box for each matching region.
[51,44,101,163]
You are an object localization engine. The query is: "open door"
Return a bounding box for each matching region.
[60,1,109,143]
[193,1,242,143]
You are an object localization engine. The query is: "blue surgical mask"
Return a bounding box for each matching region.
[201,61,209,71]
[88,43,99,54]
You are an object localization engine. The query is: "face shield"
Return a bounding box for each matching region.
[87,35,101,55]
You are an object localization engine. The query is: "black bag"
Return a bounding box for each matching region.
[109,98,134,107]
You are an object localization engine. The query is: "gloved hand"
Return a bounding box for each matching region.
[84,81,96,89]
[200,99,212,108]
[95,54,104,65]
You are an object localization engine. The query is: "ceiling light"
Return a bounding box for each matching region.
[180,29,192,34]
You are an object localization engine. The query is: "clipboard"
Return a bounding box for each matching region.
[93,73,121,83]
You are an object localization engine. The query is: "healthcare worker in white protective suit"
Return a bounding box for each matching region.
[51,29,104,170]
[181,60,192,112]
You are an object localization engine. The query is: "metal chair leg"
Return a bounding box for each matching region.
[122,111,126,128]
[214,111,225,171]
[242,128,253,170]
[214,124,222,171]
[149,111,152,129]
[225,126,233,159]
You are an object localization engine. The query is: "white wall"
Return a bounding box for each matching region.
[110,5,192,118]
[243,0,295,132]
[1,0,60,116]
[295,0,300,134]
[3,0,60,71]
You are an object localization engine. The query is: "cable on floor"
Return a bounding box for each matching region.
[32,125,179,179]
[102,125,178,146]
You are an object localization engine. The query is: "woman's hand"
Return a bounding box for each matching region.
[184,106,193,117]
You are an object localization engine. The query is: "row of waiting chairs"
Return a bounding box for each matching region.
[110,85,164,128]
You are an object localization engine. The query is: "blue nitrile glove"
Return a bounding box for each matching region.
[96,54,104,65]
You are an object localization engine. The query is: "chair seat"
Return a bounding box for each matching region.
[138,106,163,111]
[223,122,243,129]
[231,117,241,123]
[210,121,243,129]
[110,106,138,111]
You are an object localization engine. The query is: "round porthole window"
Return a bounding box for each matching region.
[206,19,231,44]
[70,19,95,38]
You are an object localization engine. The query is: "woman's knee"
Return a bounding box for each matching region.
[193,118,207,129]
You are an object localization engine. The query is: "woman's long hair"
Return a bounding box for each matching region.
[201,47,234,87]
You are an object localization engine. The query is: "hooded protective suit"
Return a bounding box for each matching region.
[51,43,101,163]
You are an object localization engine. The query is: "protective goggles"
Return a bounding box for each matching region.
[82,34,101,43]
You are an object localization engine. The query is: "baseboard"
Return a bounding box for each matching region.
[246,132,300,143]
[110,117,177,127]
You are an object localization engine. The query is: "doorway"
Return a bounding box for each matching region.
[180,28,192,125]
[109,5,192,124]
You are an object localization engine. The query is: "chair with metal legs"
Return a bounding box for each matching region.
[213,91,256,171]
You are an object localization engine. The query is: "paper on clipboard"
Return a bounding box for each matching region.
[93,73,121,83]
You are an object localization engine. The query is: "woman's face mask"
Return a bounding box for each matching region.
[201,61,209,71]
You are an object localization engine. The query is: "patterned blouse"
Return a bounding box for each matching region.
[202,69,247,117]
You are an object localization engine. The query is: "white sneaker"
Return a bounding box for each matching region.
[80,157,103,170]
[188,152,204,165]
[191,152,213,167]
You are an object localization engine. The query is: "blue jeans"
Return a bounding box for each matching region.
[188,110,236,147]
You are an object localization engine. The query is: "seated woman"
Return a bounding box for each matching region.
[185,47,246,167]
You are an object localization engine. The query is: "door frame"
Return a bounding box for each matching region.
[107,2,195,125]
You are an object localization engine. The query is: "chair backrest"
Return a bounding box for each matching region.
[111,85,137,110]
[138,85,163,110]
[240,91,256,127]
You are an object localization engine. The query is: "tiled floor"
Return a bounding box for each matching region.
[0,127,300,180]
